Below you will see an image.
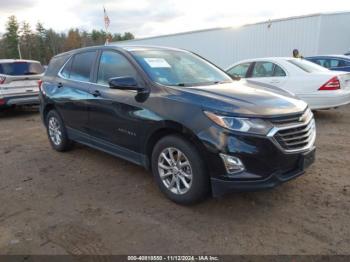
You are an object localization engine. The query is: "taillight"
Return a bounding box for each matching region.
[38,80,43,89]
[319,76,341,91]
[0,76,6,84]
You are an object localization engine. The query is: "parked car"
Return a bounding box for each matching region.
[226,57,350,110]
[40,46,315,204]
[305,55,350,72]
[0,59,45,109]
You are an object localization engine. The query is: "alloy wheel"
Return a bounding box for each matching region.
[158,147,193,195]
[48,116,62,146]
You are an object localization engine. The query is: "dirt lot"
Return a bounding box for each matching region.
[0,106,349,255]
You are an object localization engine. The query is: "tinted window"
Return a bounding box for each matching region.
[68,51,96,82]
[0,62,44,76]
[329,59,350,68]
[252,62,274,77]
[60,58,72,79]
[227,63,250,78]
[46,55,69,77]
[97,51,137,85]
[310,58,350,69]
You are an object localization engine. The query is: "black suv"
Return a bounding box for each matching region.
[40,45,316,204]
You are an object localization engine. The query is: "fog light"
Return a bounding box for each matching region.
[220,153,245,174]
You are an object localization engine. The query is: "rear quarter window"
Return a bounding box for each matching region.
[45,55,70,77]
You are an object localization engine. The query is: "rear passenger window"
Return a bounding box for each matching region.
[97,51,137,85]
[252,62,274,77]
[63,51,96,82]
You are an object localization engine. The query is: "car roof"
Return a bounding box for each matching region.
[53,44,188,59]
[0,59,41,63]
[227,57,296,68]
[109,44,186,52]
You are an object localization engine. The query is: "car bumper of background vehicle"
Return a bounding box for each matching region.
[1,94,40,106]
[300,90,350,110]
[211,147,316,197]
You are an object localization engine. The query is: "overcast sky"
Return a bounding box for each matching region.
[0,0,349,38]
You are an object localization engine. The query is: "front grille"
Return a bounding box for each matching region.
[270,109,316,152]
[269,113,302,125]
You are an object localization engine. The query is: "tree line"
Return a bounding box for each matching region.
[0,16,135,65]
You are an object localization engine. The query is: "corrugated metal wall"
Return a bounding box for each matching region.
[117,13,350,68]
[318,13,350,54]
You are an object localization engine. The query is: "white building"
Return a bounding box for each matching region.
[117,12,350,68]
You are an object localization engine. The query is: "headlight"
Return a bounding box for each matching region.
[204,111,273,135]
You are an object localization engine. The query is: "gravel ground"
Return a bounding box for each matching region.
[0,106,349,255]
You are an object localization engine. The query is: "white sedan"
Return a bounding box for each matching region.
[226,57,350,110]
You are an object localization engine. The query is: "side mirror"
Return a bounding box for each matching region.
[228,74,241,81]
[109,76,143,91]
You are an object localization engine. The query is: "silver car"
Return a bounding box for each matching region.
[0,59,44,109]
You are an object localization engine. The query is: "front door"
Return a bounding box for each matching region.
[87,50,145,153]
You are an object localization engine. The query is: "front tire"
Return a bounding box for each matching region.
[46,110,72,152]
[152,135,209,205]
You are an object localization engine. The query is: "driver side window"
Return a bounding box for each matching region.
[97,51,137,85]
[227,63,251,78]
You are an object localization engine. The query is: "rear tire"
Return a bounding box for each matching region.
[151,135,209,205]
[46,110,72,152]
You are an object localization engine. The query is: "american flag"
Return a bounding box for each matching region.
[104,7,110,29]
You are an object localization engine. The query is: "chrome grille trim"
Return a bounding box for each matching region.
[267,109,316,154]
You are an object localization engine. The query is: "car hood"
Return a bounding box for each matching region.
[179,81,307,117]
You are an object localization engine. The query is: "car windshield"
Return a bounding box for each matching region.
[131,49,232,86]
[0,61,44,76]
[288,59,329,73]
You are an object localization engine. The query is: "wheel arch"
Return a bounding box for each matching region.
[144,121,209,170]
[42,103,57,126]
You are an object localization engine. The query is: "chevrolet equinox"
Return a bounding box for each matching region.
[39,45,316,204]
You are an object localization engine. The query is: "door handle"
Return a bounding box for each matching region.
[92,90,101,97]
[57,82,63,88]
[270,80,280,84]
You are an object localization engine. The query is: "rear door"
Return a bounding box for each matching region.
[0,61,44,96]
[249,61,287,87]
[54,51,98,132]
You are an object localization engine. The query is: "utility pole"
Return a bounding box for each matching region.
[17,41,22,59]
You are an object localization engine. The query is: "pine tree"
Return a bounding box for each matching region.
[20,22,34,59]
[3,16,20,59]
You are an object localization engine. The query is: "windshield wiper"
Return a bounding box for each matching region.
[214,80,231,84]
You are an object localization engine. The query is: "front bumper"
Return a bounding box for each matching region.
[197,121,316,197]
[211,148,315,197]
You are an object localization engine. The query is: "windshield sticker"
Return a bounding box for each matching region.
[144,58,171,68]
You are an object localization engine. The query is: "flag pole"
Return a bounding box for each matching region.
[104,6,110,45]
